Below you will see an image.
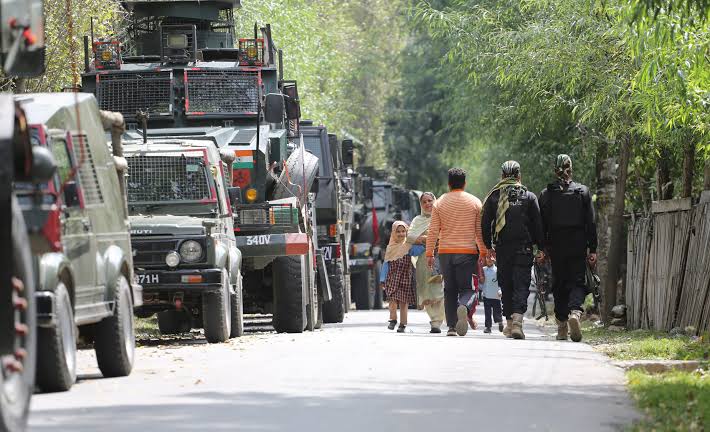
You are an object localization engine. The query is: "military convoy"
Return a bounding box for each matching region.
[0,0,422,429]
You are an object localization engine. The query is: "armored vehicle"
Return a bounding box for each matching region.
[301,124,354,323]
[80,0,321,333]
[125,139,243,343]
[15,94,140,392]
[1,0,52,429]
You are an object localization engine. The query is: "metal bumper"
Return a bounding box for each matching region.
[235,232,309,258]
[136,268,223,293]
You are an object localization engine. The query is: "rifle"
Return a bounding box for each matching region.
[532,261,550,320]
[586,262,601,310]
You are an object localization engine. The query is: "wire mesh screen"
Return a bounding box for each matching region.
[185,70,259,115]
[71,134,104,205]
[96,71,173,119]
[126,154,213,203]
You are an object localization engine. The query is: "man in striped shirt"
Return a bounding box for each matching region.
[426,168,488,337]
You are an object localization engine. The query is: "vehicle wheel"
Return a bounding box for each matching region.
[229,276,244,338]
[352,269,374,310]
[322,264,345,323]
[372,261,383,310]
[272,255,306,333]
[1,196,36,432]
[94,274,135,377]
[157,310,191,335]
[36,282,77,392]
[272,149,319,200]
[202,269,231,343]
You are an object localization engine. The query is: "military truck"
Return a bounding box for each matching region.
[125,139,243,343]
[14,95,140,392]
[80,0,321,333]
[1,0,52,429]
[301,124,354,323]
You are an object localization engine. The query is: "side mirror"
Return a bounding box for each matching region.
[30,145,56,184]
[310,177,320,194]
[341,139,354,167]
[263,93,285,123]
[63,181,81,207]
[0,0,46,77]
[227,187,241,206]
[362,178,373,200]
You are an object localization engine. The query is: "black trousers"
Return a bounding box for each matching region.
[483,297,502,328]
[497,250,532,318]
[439,253,478,328]
[551,254,587,322]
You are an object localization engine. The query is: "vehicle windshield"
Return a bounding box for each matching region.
[303,135,329,176]
[372,186,392,210]
[126,153,217,216]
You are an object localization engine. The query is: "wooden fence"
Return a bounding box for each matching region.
[625,201,710,333]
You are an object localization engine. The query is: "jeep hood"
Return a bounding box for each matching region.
[130,215,208,236]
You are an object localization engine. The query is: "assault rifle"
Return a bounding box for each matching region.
[532,260,551,320]
[586,262,601,310]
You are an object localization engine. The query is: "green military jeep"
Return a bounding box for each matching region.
[125,139,243,343]
[16,93,140,393]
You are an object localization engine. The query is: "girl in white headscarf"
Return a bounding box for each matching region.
[380,221,421,332]
[407,192,446,333]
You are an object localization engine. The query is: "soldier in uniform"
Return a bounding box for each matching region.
[539,154,597,342]
[481,161,545,340]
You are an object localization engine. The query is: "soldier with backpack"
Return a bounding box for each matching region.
[481,161,545,340]
[539,154,598,342]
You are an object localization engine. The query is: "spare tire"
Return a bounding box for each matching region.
[272,148,319,201]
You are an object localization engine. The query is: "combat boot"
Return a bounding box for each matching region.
[568,310,583,342]
[511,313,525,339]
[503,319,513,338]
[556,319,568,340]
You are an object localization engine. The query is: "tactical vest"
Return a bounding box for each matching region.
[544,182,586,230]
[496,186,533,248]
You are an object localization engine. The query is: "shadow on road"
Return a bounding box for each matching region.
[29,381,635,432]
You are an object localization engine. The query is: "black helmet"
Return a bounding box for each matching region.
[501,160,521,178]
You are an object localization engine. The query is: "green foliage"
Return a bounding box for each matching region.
[627,370,709,432]
[584,327,710,361]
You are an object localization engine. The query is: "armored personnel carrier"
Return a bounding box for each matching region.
[81,0,321,333]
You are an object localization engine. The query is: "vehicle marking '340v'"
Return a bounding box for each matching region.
[245,235,272,246]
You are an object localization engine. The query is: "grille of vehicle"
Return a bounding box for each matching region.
[235,204,298,229]
[185,70,259,116]
[96,71,173,119]
[126,154,212,203]
[131,239,180,266]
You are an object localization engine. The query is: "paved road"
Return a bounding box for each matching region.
[30,308,637,431]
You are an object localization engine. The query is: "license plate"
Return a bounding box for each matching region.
[135,273,160,285]
[321,246,335,261]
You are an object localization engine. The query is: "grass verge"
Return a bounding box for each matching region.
[135,316,160,338]
[581,325,709,431]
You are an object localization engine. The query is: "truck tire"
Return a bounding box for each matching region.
[36,282,77,392]
[352,269,374,310]
[272,255,306,333]
[1,196,36,432]
[272,149,319,200]
[373,261,383,310]
[229,278,244,338]
[202,270,232,343]
[322,264,345,323]
[94,274,135,378]
[157,310,191,335]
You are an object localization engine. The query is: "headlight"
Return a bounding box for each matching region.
[179,240,203,262]
[165,251,180,267]
[245,188,258,203]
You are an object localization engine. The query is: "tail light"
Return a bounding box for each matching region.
[42,203,62,252]
[335,244,341,259]
[328,224,337,238]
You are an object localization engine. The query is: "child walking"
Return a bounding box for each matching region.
[380,221,422,333]
[481,255,504,333]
